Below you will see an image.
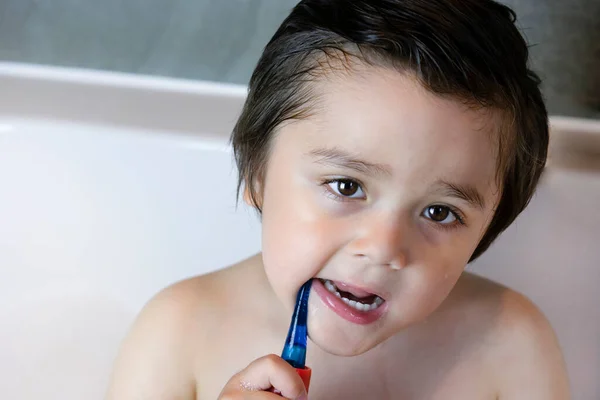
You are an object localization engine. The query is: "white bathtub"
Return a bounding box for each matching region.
[0,63,598,400]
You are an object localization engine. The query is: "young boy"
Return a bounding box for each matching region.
[107,0,570,398]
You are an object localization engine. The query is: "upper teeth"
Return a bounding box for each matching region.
[324,279,384,312]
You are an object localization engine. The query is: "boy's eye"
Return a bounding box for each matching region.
[423,205,457,224]
[327,179,365,199]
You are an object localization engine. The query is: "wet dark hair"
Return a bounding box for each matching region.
[231,0,548,262]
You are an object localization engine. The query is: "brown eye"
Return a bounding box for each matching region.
[426,205,453,222]
[337,179,359,196]
[326,179,365,199]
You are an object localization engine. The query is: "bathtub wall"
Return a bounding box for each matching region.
[1,1,599,399]
[1,63,599,400]
[0,0,599,118]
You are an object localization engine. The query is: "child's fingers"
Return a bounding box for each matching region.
[241,354,307,399]
[221,354,307,399]
[220,389,283,400]
[239,391,287,400]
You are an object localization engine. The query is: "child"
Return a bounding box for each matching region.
[107,0,570,398]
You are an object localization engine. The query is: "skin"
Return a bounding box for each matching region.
[106,68,570,400]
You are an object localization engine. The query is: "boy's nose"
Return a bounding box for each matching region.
[348,216,408,270]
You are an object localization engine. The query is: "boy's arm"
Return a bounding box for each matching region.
[495,291,570,400]
[105,283,199,400]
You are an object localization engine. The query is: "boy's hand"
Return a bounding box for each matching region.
[218,354,308,399]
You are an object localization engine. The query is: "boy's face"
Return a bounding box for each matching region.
[256,68,501,356]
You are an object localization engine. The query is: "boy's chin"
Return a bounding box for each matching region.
[308,326,383,357]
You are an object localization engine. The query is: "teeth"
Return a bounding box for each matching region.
[325,279,336,292]
[322,279,384,312]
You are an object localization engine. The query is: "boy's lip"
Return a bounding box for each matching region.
[316,278,389,301]
[312,279,388,325]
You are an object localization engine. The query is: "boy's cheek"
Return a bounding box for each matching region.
[262,185,345,256]
[262,216,341,269]
[262,217,343,301]
[392,261,463,322]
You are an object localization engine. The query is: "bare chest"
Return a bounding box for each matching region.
[305,360,496,400]
[196,339,496,400]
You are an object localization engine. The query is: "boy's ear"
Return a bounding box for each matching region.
[242,180,263,210]
[242,185,253,206]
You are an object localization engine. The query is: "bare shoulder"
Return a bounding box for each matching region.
[105,268,232,400]
[449,273,570,399]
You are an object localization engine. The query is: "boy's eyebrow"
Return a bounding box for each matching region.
[308,147,392,177]
[437,180,486,210]
[308,147,486,210]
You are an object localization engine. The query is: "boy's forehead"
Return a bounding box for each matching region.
[277,68,501,193]
[311,69,498,153]
[315,67,495,132]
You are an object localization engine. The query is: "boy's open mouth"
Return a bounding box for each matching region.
[320,279,385,312]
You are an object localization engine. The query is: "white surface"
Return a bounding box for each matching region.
[0,64,261,399]
[0,63,599,399]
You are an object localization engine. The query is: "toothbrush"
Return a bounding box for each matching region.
[281,279,313,392]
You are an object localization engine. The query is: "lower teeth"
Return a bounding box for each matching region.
[323,280,384,312]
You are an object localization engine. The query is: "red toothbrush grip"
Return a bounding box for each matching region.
[296,367,312,392]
